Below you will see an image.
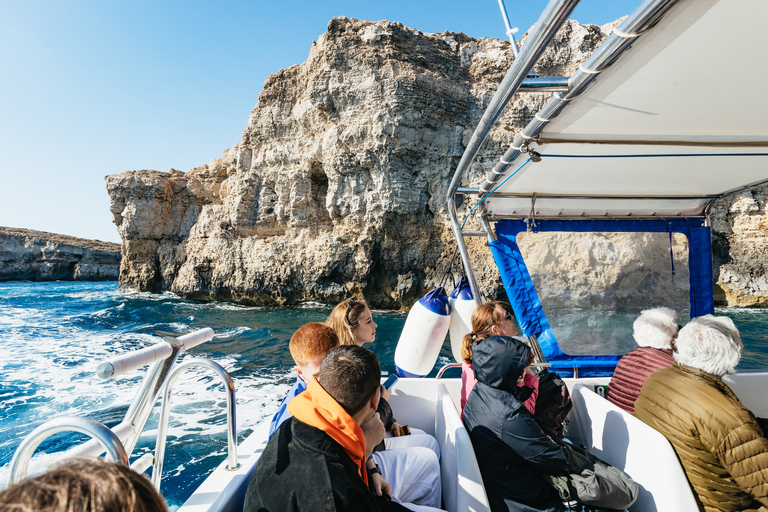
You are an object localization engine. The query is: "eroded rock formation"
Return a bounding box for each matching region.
[0,227,121,281]
[105,17,768,309]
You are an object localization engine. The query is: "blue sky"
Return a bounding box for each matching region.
[0,1,638,244]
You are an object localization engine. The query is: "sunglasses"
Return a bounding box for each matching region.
[345,300,359,324]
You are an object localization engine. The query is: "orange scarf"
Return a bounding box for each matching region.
[287,378,369,485]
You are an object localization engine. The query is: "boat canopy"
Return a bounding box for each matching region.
[483,0,768,220]
[448,0,768,376]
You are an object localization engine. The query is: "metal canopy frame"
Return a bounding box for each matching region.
[444,0,768,306]
[446,0,586,305]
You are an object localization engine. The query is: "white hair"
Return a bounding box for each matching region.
[674,315,742,377]
[633,307,679,349]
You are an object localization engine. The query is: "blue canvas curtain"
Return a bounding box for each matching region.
[489,219,714,376]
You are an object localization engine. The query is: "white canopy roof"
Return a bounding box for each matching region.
[483,0,768,220]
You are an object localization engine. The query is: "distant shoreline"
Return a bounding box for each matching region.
[0,226,120,252]
[0,226,121,282]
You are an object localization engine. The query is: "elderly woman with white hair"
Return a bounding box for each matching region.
[635,315,768,512]
[605,307,679,414]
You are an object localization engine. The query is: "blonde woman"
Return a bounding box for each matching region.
[326,299,418,440]
[326,299,377,347]
[460,301,538,415]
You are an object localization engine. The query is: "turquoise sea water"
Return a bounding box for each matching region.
[1,281,767,506]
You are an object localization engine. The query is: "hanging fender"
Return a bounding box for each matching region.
[448,276,477,364]
[394,287,451,378]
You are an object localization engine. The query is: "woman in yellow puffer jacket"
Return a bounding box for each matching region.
[635,315,768,512]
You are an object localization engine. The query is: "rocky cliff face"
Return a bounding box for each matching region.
[711,190,768,307]
[105,17,768,310]
[0,227,121,281]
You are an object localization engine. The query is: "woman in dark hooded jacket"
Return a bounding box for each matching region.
[463,335,570,512]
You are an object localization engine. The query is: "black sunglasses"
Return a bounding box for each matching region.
[345,300,359,324]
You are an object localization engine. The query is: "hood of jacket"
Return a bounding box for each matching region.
[473,335,531,394]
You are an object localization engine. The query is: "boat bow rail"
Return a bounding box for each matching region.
[6,328,238,494]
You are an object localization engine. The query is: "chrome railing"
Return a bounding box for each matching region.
[6,328,236,493]
[152,358,240,490]
[8,416,128,485]
[436,363,463,378]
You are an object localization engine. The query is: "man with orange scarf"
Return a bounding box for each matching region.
[244,344,415,511]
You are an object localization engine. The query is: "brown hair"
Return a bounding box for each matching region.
[461,301,510,364]
[289,323,339,367]
[318,345,381,415]
[325,299,368,345]
[0,459,166,512]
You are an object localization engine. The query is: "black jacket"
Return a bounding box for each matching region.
[463,336,570,512]
[243,417,409,512]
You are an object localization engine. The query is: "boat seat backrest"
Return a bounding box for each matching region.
[566,384,699,512]
[435,383,491,512]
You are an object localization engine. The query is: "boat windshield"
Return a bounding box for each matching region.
[517,231,690,356]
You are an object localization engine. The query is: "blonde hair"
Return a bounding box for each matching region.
[461,301,509,364]
[0,459,166,512]
[325,299,368,345]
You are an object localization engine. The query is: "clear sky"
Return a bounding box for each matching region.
[0,0,638,244]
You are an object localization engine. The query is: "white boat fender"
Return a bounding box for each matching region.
[448,276,477,364]
[394,287,451,378]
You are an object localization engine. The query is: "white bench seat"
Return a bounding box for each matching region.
[435,383,491,512]
[566,384,699,512]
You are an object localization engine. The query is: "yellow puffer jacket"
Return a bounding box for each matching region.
[635,363,768,512]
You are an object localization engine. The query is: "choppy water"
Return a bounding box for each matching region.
[1,281,766,507]
[0,281,451,507]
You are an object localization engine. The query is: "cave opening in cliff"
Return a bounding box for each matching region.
[309,164,330,222]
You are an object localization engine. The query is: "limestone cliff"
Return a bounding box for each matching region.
[105,17,768,310]
[711,190,768,307]
[0,227,121,281]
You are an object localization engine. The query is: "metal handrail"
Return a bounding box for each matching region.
[436,363,463,378]
[104,329,214,456]
[152,359,239,491]
[446,0,582,307]
[8,328,219,488]
[7,416,128,486]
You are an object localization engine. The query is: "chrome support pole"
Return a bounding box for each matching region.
[8,417,128,486]
[119,339,184,456]
[496,0,520,57]
[446,0,582,303]
[446,0,582,202]
[526,335,546,364]
[448,197,483,307]
[152,359,239,491]
[519,76,570,92]
[479,214,497,244]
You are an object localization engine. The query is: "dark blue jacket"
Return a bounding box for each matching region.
[463,336,570,512]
